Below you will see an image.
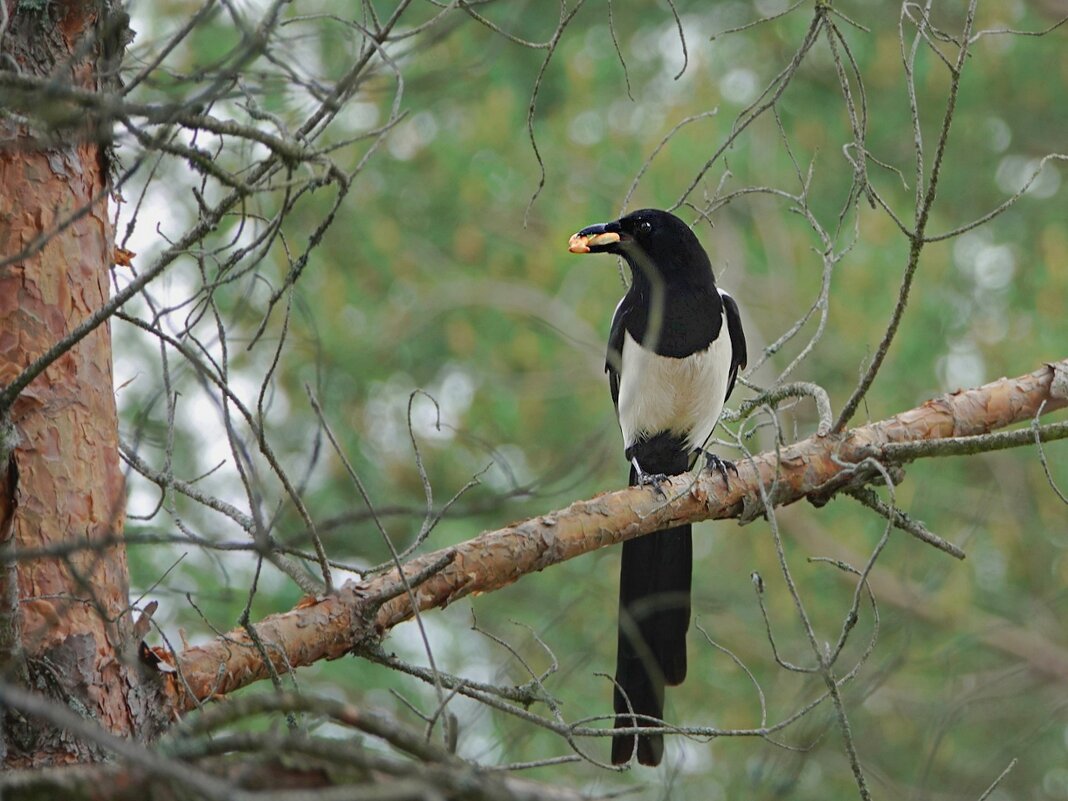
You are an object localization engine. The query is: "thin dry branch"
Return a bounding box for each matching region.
[792,514,1068,684]
[0,685,592,801]
[163,359,1068,711]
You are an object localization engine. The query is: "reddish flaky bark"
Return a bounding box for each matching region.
[167,359,1068,711]
[0,1,164,768]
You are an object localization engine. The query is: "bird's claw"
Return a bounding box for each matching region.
[636,471,671,498]
[703,452,738,486]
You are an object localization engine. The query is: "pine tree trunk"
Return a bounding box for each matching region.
[0,0,165,767]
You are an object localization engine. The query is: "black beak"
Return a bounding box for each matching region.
[568,220,625,254]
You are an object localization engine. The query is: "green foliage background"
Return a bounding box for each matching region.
[116,1,1067,798]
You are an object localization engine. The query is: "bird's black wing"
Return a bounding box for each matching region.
[606,294,632,412]
[721,290,747,401]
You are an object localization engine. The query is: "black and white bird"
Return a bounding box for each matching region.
[568,208,747,766]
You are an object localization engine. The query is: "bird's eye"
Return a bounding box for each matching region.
[638,220,652,234]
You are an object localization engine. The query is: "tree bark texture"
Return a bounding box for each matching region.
[165,359,1068,712]
[0,0,164,768]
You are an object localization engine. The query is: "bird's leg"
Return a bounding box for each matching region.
[701,451,739,486]
[631,458,670,498]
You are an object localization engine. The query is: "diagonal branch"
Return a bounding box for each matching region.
[164,359,1068,712]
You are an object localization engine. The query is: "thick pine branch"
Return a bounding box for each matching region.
[164,359,1068,712]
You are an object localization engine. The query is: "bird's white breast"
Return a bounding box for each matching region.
[617,329,733,453]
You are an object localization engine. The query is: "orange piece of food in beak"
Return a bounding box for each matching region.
[568,231,621,253]
[568,233,590,253]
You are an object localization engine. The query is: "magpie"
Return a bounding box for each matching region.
[568,208,747,766]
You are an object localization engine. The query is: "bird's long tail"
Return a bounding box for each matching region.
[611,448,692,767]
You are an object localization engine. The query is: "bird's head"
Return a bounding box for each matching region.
[568,208,713,285]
